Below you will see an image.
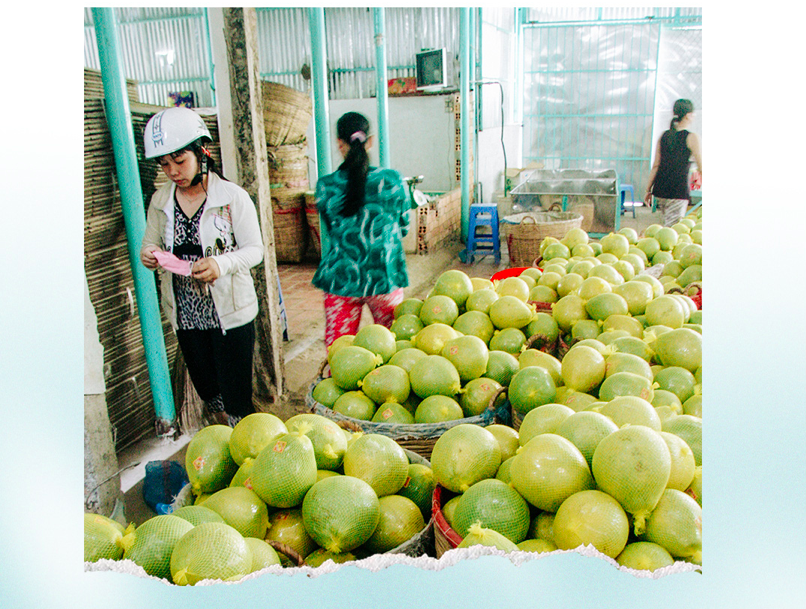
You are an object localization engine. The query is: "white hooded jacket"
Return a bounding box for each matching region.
[141,172,264,331]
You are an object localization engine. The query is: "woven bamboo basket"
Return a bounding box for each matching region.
[268,143,309,190]
[504,211,583,267]
[306,365,510,460]
[304,191,321,258]
[432,485,464,558]
[272,188,308,263]
[262,81,313,147]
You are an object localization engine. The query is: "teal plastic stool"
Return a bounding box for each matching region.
[466,204,500,264]
[619,184,636,218]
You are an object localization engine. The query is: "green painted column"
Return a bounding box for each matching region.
[308,7,332,255]
[373,7,391,168]
[92,7,176,433]
[460,8,471,243]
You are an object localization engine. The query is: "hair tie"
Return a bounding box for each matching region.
[350,131,367,144]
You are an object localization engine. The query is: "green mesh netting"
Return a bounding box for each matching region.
[122,515,194,580]
[244,537,281,573]
[250,431,318,508]
[184,425,238,495]
[171,505,225,527]
[285,414,348,471]
[84,513,124,562]
[342,434,409,497]
[361,495,425,554]
[430,424,502,493]
[199,486,269,539]
[170,522,252,586]
[452,478,530,544]
[264,509,318,567]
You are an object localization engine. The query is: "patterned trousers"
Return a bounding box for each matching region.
[323,288,405,347]
[655,198,688,227]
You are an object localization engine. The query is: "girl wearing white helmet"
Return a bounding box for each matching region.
[140,107,263,426]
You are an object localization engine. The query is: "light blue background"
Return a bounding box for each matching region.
[1,4,804,608]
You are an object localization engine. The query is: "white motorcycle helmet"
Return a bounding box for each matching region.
[144,107,212,159]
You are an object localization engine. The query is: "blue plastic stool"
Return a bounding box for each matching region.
[619,184,636,218]
[466,203,500,264]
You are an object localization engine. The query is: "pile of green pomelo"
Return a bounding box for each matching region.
[86,210,702,581]
[84,412,437,584]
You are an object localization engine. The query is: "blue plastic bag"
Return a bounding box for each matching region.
[142,460,189,514]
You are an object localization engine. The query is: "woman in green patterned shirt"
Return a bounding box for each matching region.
[311,112,411,346]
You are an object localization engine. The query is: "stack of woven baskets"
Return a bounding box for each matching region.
[263,81,314,263]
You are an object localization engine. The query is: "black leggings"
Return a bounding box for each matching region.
[176,321,256,419]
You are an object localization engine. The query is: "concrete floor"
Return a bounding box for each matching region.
[118,202,664,525]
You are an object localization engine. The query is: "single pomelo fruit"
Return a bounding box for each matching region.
[250,429,318,509]
[642,489,702,563]
[453,310,495,344]
[585,292,629,321]
[171,505,225,527]
[397,463,436,519]
[285,413,349,471]
[372,402,415,424]
[508,366,557,415]
[529,511,556,543]
[359,364,411,405]
[244,537,281,573]
[599,395,662,431]
[330,345,383,390]
[409,354,462,399]
[605,352,653,381]
[229,413,288,466]
[518,403,575,446]
[411,322,461,355]
[658,431,696,492]
[390,314,424,342]
[388,347,428,374]
[311,378,347,408]
[686,466,703,506]
[185,425,238,496]
[419,294,460,327]
[661,414,702,466]
[430,424,502,493]
[496,276,532,302]
[571,319,602,343]
[683,394,702,417]
[301,475,380,554]
[170,522,252,585]
[353,324,397,364]
[433,269,475,308]
[598,372,656,403]
[557,388,600,413]
[441,334,490,383]
[592,426,671,535]
[332,390,376,420]
[652,327,702,372]
[600,233,630,258]
[653,366,697,403]
[459,377,504,418]
[441,495,462,530]
[264,509,317,566]
[555,410,619,469]
[602,314,643,338]
[200,486,269,539]
[518,349,563,386]
[394,298,423,319]
[616,541,675,572]
[489,327,528,355]
[414,394,464,423]
[489,295,535,330]
[453,478,531,544]
[561,345,606,394]
[483,350,521,386]
[326,334,355,366]
[525,312,560,350]
[471,276,496,291]
[651,389,683,415]
[577,276,612,302]
[362,495,425,554]
[556,272,585,297]
[84,513,125,562]
[528,285,558,304]
[486,424,520,462]
[553,489,629,559]
[342,433,409,497]
[517,538,558,553]
[553,294,589,333]
[510,433,594,512]
[465,288,499,315]
[644,295,686,329]
[588,264,625,287]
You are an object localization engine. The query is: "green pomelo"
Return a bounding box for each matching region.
[302,476,381,554]
[454,478,531,544]
[596,253,619,265]
[644,295,686,329]
[556,272,585,297]
[530,511,556,543]
[683,394,702,417]
[483,350,520,386]
[326,334,355,366]
[570,260,594,279]
[632,274,664,299]
[561,345,606,394]
[652,328,702,372]
[562,227,590,249]
[642,489,702,562]
[250,431,318,508]
[343,433,409,497]
[304,548,357,567]
[330,345,382,390]
[411,323,461,355]
[489,327,527,355]
[655,226,679,251]
[420,294,460,327]
[372,402,415,424]
[597,329,631,346]
[591,426,671,535]
[388,347,428,374]
[486,424,520,462]
[636,237,661,259]
[651,389,683,415]
[311,378,347,408]
[677,265,702,288]
[332,391,376,420]
[453,310,495,344]
[661,415,702,466]
[653,366,697,403]
[317,470,341,482]
[658,431,696,492]
[678,243,703,268]
[244,538,281,573]
[605,352,653,381]
[286,413,349,471]
[472,276,497,290]
[353,324,397,363]
[609,336,654,362]
[539,236,561,256]
[170,522,251,586]
[409,355,462,399]
[628,245,649,265]
[397,463,436,519]
[441,495,461,529]
[359,364,411,405]
[553,489,629,559]
[510,434,594,512]
[495,456,516,484]
[571,319,602,343]
[390,314,424,342]
[496,276,532,302]
[185,425,238,495]
[415,394,464,423]
[602,314,644,338]
[459,377,504,418]
[598,372,655,403]
[518,403,575,446]
[576,276,612,302]
[686,466,702,506]
[619,252,646,274]
[430,424,502,493]
[229,413,288,466]
[572,338,607,355]
[433,269,475,307]
[508,366,557,415]
[662,259,684,278]
[557,388,600,413]
[553,294,589,333]
[489,295,535,329]
[456,522,519,552]
[585,293,629,321]
[362,495,425,554]
[517,538,558,553]
[519,267,543,281]
[264,509,317,566]
[171,505,225,527]
[537,271,562,292]
[616,541,675,572]
[528,285,558,304]
[599,395,661,431]
[600,233,630,258]
[542,242,571,262]
[394,298,423,319]
[465,287,499,314]
[395,340,413,351]
[518,349,563,386]
[441,334,490,383]
[612,260,636,282]
[201,486,269,539]
[588,264,625,287]
[555,411,619,469]
[84,513,125,562]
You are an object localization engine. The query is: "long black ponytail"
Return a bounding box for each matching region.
[669,99,695,130]
[336,112,371,217]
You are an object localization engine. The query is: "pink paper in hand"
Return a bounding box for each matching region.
[153,250,193,276]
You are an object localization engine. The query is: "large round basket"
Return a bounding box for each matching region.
[261,81,313,147]
[503,211,583,267]
[306,376,510,460]
[432,485,463,558]
[384,448,435,558]
[268,143,309,190]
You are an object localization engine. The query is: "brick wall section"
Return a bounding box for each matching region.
[417,188,466,254]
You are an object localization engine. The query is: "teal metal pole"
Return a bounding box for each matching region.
[460,8,471,242]
[92,8,176,431]
[308,7,332,255]
[203,8,217,107]
[373,8,391,168]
